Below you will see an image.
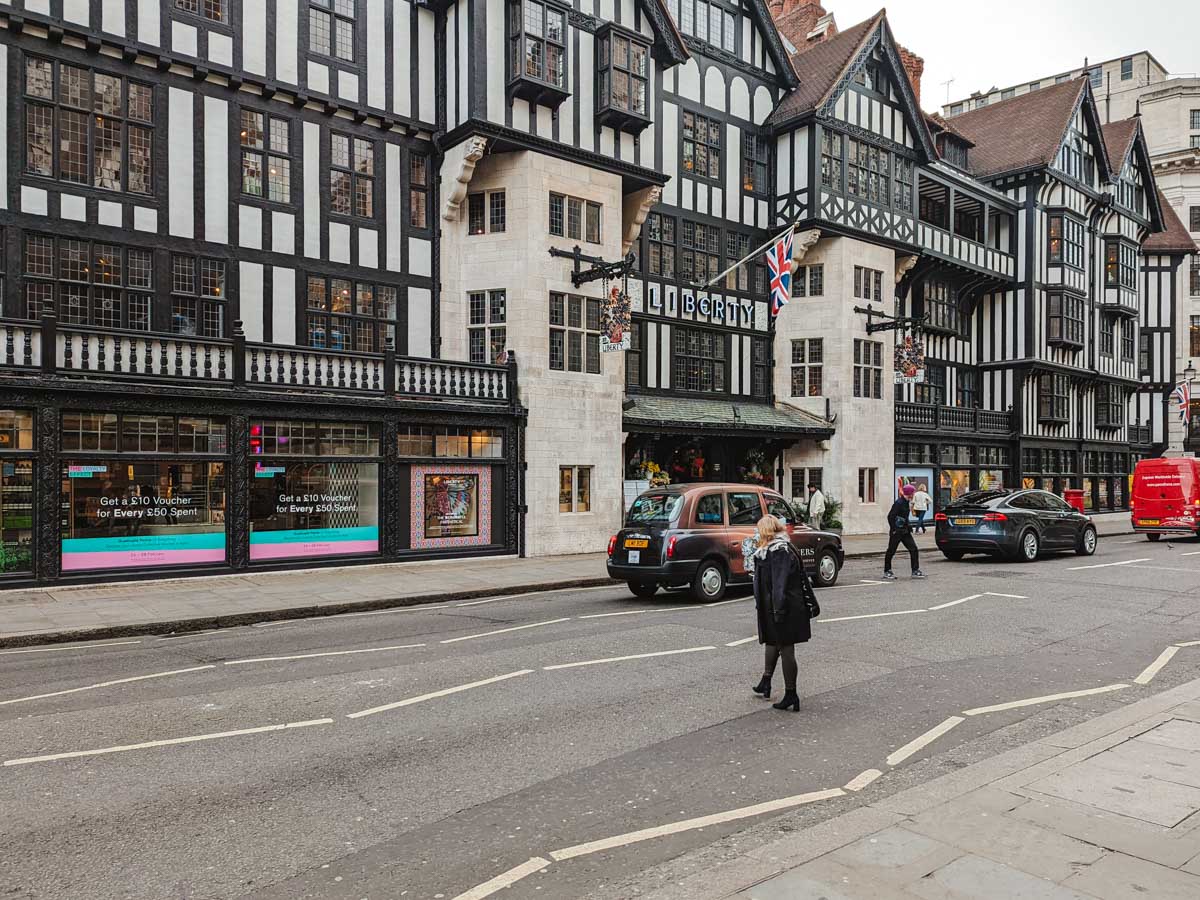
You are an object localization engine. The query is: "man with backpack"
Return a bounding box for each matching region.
[883,483,926,580]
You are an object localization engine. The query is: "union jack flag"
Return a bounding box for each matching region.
[765,228,794,317]
[1172,380,1192,425]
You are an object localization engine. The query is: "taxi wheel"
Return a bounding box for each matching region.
[942,549,965,561]
[628,581,658,598]
[1147,533,1161,542]
[813,550,840,588]
[692,560,727,602]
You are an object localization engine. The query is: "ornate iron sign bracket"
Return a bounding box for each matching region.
[854,304,928,335]
[549,245,637,289]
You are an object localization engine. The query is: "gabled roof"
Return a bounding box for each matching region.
[1101,117,1164,230]
[745,0,800,88]
[640,0,691,66]
[1144,191,1198,254]
[764,12,882,128]
[925,112,975,148]
[947,78,1110,181]
[1101,118,1139,174]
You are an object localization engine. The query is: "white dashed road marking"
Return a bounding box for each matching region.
[224,644,426,666]
[927,594,982,611]
[962,683,1129,716]
[345,670,534,719]
[0,665,215,707]
[886,717,964,766]
[440,618,571,644]
[3,718,333,766]
[725,636,757,647]
[1067,558,1151,571]
[844,768,884,792]
[819,609,927,624]
[0,640,142,656]
[543,647,715,671]
[1134,646,1180,685]
[450,857,551,900]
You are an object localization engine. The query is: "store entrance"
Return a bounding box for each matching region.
[625,434,781,488]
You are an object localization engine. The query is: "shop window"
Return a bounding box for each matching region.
[468,290,507,365]
[1047,213,1084,269]
[0,410,34,452]
[330,133,374,218]
[645,213,676,278]
[22,234,154,330]
[310,0,356,62]
[681,110,722,182]
[306,275,398,353]
[240,109,291,203]
[179,417,228,454]
[174,0,227,22]
[0,457,34,574]
[24,57,154,194]
[61,412,119,452]
[549,293,601,374]
[249,420,379,457]
[681,220,721,284]
[467,191,506,235]
[250,460,378,561]
[853,266,884,301]
[61,461,227,572]
[858,468,877,503]
[1038,373,1070,423]
[673,325,727,393]
[1047,293,1084,348]
[853,339,883,399]
[171,254,227,338]
[122,415,177,453]
[409,154,429,229]
[790,338,823,397]
[397,426,503,459]
[559,465,592,513]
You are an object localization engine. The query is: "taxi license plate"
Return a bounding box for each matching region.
[1139,519,1161,527]
[954,518,977,526]
[624,539,649,549]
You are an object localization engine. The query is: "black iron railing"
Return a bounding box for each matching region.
[896,401,1014,435]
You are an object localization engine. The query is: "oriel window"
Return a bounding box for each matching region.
[598,31,649,117]
[510,0,567,89]
[24,57,153,195]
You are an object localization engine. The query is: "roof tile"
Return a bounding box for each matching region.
[1145,191,1199,254]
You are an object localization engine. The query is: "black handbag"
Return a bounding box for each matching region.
[785,544,821,619]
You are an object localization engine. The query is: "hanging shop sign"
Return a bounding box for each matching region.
[249,461,380,561]
[60,461,227,571]
[601,286,632,352]
[894,332,926,384]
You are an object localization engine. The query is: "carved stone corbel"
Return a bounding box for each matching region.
[895,253,919,284]
[441,135,488,223]
[789,228,821,274]
[622,185,662,256]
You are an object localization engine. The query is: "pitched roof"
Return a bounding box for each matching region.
[1101,118,1139,173]
[925,112,975,148]
[947,78,1087,178]
[764,11,883,129]
[1144,192,1199,254]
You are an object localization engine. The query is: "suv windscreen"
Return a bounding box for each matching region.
[626,494,683,526]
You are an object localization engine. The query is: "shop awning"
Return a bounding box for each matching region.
[623,396,834,440]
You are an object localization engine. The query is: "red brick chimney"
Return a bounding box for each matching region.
[771,1,835,51]
[897,45,925,105]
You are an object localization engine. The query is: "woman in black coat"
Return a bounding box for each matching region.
[749,515,812,711]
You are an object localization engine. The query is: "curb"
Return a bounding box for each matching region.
[0,576,616,650]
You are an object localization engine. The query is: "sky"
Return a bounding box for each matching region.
[825,0,1200,111]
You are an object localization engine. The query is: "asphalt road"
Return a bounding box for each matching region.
[3,535,1200,900]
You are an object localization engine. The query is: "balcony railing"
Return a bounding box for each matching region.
[0,313,516,407]
[896,401,1015,435]
[1129,424,1152,446]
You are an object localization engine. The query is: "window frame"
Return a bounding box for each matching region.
[173,0,229,24]
[1099,315,1114,357]
[239,108,292,205]
[549,193,601,243]
[329,131,375,219]
[509,0,569,94]
[596,27,650,121]
[409,152,430,230]
[1104,239,1137,290]
[789,338,823,397]
[1095,383,1123,429]
[741,131,770,196]
[1047,212,1085,270]
[170,253,228,339]
[468,289,508,365]
[857,467,878,504]
[467,189,507,236]
[853,338,884,400]
[681,109,722,183]
[559,465,593,513]
[22,233,155,331]
[1047,292,1085,348]
[549,293,602,375]
[645,212,677,279]
[1038,372,1070,423]
[309,0,357,63]
[304,274,399,353]
[672,324,728,395]
[1120,57,1133,81]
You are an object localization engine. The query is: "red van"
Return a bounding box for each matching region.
[1131,458,1200,540]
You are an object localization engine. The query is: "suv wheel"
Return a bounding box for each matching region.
[692,559,727,602]
[628,581,658,598]
[1076,526,1097,556]
[1016,529,1040,562]
[813,549,840,588]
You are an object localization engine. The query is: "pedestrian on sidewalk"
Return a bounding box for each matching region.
[806,483,826,531]
[883,484,925,581]
[750,515,813,712]
[911,482,932,533]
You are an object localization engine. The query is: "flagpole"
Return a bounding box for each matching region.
[690,217,801,291]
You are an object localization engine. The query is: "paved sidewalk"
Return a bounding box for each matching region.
[0,512,1134,647]
[641,674,1200,900]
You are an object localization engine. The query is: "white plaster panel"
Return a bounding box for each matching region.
[172,21,198,57]
[338,71,360,103]
[239,205,263,250]
[677,60,701,103]
[307,62,330,95]
[137,0,159,45]
[730,76,751,120]
[329,222,351,264]
[272,212,296,255]
[662,102,678,206]
[396,0,413,117]
[409,238,432,277]
[599,0,614,19]
[101,0,124,35]
[727,123,741,220]
[168,88,194,238]
[646,320,658,388]
[753,85,773,126]
[511,98,530,132]
[579,34,595,151]
[485,0,504,122]
[203,95,228,244]
[239,262,264,342]
[63,0,88,25]
[704,66,726,112]
[133,207,157,233]
[408,286,432,357]
[386,144,403,271]
[358,228,379,269]
[243,1,267,75]
[445,5,457,129]
[537,107,553,139]
[208,32,233,67]
[24,0,50,13]
[303,122,321,257]
[417,9,436,123]
[272,267,297,345]
[599,129,614,157]
[276,0,299,84]
[696,184,708,216]
[60,194,86,221]
[455,0,467,120]
[367,0,386,109]
[660,324,671,388]
[620,132,634,160]
[559,92,575,147]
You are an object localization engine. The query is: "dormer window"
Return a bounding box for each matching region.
[938,134,969,170]
[508,0,569,108]
[596,25,650,134]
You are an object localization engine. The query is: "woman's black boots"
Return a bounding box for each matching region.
[772,691,800,711]
[752,675,772,697]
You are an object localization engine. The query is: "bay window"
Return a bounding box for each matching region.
[596,26,650,131]
[1047,213,1084,269]
[1047,292,1084,348]
[509,0,569,105]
